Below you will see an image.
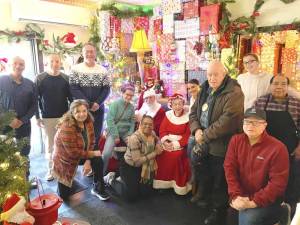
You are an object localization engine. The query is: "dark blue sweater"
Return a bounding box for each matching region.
[0,75,37,124]
[35,72,72,119]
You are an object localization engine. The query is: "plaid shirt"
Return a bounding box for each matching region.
[254,94,300,130]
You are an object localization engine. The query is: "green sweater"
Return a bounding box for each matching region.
[106,98,135,139]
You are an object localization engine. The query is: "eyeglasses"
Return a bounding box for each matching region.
[243,60,257,65]
[243,120,266,126]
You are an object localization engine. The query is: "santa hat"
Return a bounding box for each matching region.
[168,93,185,108]
[143,89,156,99]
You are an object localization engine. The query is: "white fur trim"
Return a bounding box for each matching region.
[143,89,156,99]
[153,180,192,195]
[172,141,181,150]
[161,135,170,143]
[165,110,189,125]
[138,102,162,118]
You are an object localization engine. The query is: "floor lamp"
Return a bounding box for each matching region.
[130,29,151,85]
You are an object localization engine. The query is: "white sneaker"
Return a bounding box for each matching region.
[46,173,54,181]
[103,172,116,186]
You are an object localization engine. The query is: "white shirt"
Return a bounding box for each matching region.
[237,72,272,110]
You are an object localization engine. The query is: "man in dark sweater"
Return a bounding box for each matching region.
[0,56,37,178]
[35,54,72,181]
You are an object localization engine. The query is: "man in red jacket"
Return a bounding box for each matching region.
[224,107,289,225]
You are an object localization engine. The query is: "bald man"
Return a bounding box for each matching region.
[0,56,37,171]
[35,54,72,181]
[189,60,244,225]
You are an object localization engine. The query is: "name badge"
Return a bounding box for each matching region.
[202,103,208,112]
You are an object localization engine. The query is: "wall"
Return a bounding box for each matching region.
[0,0,90,43]
[227,0,300,27]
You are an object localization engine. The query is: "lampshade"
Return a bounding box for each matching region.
[130,29,151,53]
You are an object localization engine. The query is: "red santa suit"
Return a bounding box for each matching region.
[136,90,165,135]
[153,107,191,195]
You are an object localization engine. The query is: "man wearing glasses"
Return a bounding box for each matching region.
[253,75,300,214]
[224,107,289,225]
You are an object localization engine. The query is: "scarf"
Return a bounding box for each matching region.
[138,131,158,184]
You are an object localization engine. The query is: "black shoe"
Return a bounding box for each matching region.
[204,209,219,225]
[91,183,110,201]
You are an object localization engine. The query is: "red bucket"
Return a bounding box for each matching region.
[27,178,63,225]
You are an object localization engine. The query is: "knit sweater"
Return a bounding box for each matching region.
[237,72,272,110]
[69,63,110,109]
[106,98,135,139]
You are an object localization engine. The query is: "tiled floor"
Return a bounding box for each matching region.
[29,154,210,225]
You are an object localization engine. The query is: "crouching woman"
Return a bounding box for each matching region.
[105,115,163,202]
[52,99,109,201]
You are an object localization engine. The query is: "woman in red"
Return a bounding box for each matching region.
[153,93,191,195]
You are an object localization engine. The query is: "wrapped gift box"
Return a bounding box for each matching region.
[164,81,187,97]
[134,16,150,32]
[159,34,177,63]
[110,16,121,37]
[186,37,202,70]
[119,33,133,52]
[282,48,297,77]
[160,62,185,82]
[183,1,199,19]
[176,40,186,62]
[200,3,221,35]
[153,6,163,17]
[161,0,181,15]
[163,14,174,34]
[121,18,134,34]
[174,18,200,39]
[154,18,163,35]
[99,11,111,39]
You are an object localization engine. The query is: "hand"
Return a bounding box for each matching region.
[82,160,92,176]
[9,118,23,129]
[93,150,102,157]
[195,129,203,144]
[230,196,249,211]
[36,119,44,128]
[90,102,100,112]
[115,138,120,145]
[293,145,300,160]
[155,144,163,155]
[163,141,174,151]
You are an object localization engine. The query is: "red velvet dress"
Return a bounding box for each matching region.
[153,110,191,195]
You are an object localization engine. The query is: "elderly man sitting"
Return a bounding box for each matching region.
[224,107,289,225]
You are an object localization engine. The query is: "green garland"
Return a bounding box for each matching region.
[0,23,82,56]
[99,3,153,18]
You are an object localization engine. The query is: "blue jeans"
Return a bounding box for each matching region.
[187,136,195,160]
[239,203,282,225]
[102,135,116,175]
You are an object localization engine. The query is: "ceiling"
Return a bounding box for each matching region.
[42,0,160,7]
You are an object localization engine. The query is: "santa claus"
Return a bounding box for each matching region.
[153,93,191,195]
[137,77,155,110]
[135,89,165,136]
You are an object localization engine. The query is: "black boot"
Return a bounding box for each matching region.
[204,209,219,225]
[91,182,110,201]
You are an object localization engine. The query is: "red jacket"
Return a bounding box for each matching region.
[224,132,289,207]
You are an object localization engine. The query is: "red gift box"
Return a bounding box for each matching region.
[110,16,121,37]
[200,3,221,35]
[154,19,162,35]
[134,16,150,32]
[183,0,205,19]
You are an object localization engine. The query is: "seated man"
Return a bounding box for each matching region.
[224,107,289,225]
[135,89,165,135]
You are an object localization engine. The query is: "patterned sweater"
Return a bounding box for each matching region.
[69,63,110,109]
[52,118,95,187]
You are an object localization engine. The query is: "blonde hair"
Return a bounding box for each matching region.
[57,99,93,129]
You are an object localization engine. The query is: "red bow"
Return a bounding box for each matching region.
[61,32,76,44]
[0,57,8,63]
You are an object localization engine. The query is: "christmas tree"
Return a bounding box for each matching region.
[0,110,30,207]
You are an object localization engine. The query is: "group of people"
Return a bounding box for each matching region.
[0,41,300,225]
